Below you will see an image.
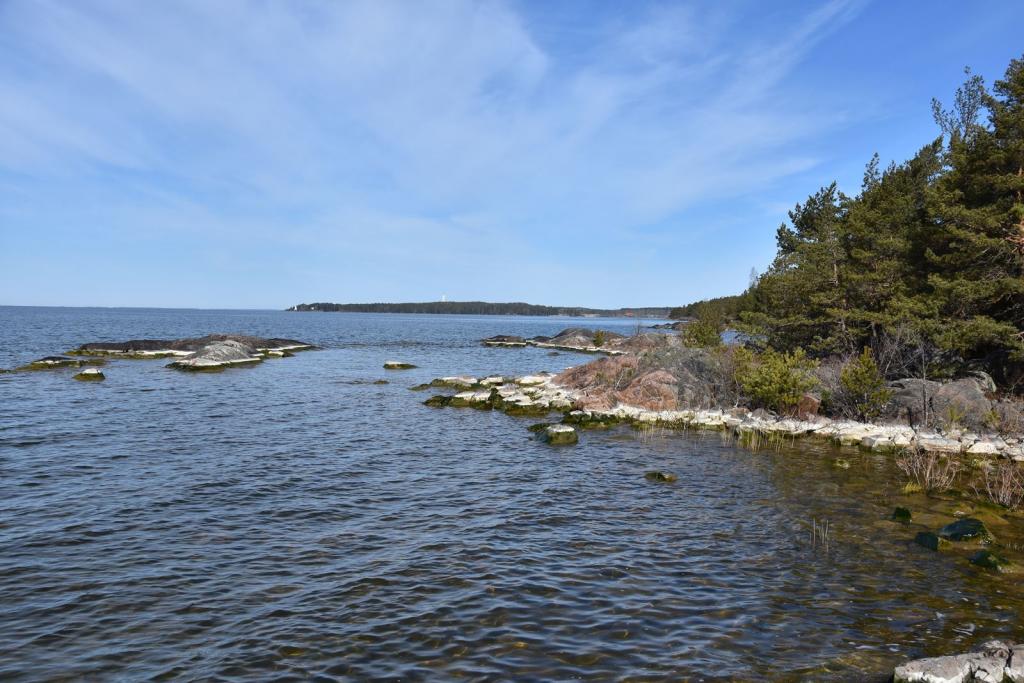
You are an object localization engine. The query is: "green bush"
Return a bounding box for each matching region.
[593,330,606,347]
[735,347,818,414]
[683,310,723,348]
[839,348,892,421]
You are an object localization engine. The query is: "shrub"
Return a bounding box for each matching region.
[593,330,606,347]
[975,462,1024,510]
[895,448,960,494]
[683,310,723,348]
[734,347,818,414]
[837,348,892,421]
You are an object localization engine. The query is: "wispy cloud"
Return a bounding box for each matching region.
[0,0,868,306]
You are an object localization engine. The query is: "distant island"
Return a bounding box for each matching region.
[287,301,672,318]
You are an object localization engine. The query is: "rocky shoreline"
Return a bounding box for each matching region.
[420,369,1023,459]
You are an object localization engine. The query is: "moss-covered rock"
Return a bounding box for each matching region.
[914,531,952,551]
[73,368,105,381]
[409,383,432,391]
[644,471,678,483]
[833,458,851,469]
[892,507,912,523]
[384,361,417,370]
[541,424,578,445]
[938,518,993,543]
[528,423,552,433]
[969,549,1013,572]
[373,379,389,385]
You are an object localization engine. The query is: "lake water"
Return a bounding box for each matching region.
[1,306,1022,681]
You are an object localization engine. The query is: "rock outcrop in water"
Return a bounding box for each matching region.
[482,328,639,355]
[893,640,1024,682]
[73,368,105,381]
[166,339,266,372]
[17,356,106,371]
[44,334,320,373]
[70,334,315,359]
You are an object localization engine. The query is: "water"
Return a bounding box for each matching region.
[1,306,1022,681]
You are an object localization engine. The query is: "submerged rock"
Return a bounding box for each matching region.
[893,640,1023,683]
[73,368,105,381]
[384,361,417,370]
[541,424,578,445]
[644,471,678,483]
[167,340,263,372]
[914,532,951,552]
[892,507,913,523]
[17,356,106,371]
[970,550,1013,573]
[938,518,992,543]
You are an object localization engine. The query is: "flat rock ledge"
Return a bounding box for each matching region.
[894,640,1024,683]
[421,372,1024,459]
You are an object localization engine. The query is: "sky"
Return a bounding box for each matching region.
[1,0,1023,310]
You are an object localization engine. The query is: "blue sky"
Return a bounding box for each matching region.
[1,0,1022,309]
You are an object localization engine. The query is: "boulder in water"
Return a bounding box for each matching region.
[73,368,105,381]
[938,518,992,543]
[384,361,417,370]
[644,471,678,483]
[970,550,1013,573]
[541,424,578,445]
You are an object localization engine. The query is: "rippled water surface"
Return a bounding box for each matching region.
[1,306,1023,681]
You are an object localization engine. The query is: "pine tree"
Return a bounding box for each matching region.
[928,57,1024,368]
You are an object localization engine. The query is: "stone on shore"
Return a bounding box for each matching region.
[384,361,417,370]
[541,424,578,445]
[73,368,105,381]
[893,640,1022,683]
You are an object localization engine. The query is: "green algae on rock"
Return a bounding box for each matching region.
[73,368,105,381]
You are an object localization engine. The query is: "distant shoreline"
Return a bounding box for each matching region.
[287,301,673,318]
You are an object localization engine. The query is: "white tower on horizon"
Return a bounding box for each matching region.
[441,294,447,302]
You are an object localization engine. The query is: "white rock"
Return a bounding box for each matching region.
[967,440,1001,456]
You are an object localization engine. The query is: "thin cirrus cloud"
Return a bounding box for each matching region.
[1,0,880,307]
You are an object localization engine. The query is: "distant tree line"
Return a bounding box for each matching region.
[288,301,671,318]
[672,55,1024,392]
